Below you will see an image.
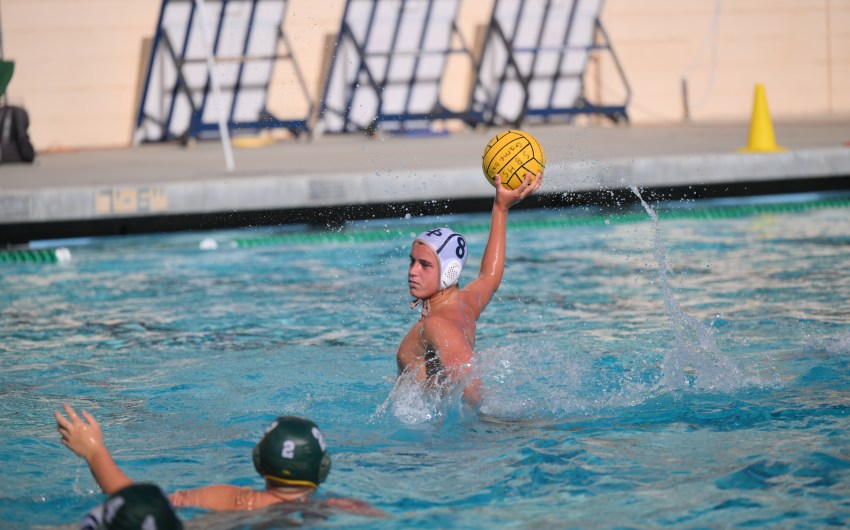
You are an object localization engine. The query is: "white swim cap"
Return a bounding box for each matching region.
[414,228,468,290]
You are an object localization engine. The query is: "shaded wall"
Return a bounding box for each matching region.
[604,0,850,123]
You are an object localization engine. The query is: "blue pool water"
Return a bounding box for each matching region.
[2,193,850,529]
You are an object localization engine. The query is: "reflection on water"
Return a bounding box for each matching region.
[3,198,850,529]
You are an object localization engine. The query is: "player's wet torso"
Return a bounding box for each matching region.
[396,296,477,389]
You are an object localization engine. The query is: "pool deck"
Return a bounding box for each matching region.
[2,119,850,244]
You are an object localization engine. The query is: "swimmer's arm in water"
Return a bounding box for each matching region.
[169,484,246,510]
[323,496,388,517]
[464,173,542,315]
[170,487,388,515]
[54,403,132,495]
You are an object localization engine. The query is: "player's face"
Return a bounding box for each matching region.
[408,242,440,299]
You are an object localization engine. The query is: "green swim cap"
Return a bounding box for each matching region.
[81,483,182,530]
[252,416,331,488]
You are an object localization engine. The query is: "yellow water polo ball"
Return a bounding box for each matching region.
[482,130,546,190]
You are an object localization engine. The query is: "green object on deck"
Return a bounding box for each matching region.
[0,60,14,98]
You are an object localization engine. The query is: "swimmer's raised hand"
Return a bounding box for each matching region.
[54,403,132,494]
[493,172,543,210]
[55,403,104,459]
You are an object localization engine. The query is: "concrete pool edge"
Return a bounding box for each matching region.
[1,133,849,245]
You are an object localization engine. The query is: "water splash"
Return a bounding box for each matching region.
[373,371,449,425]
[476,346,590,419]
[804,333,850,357]
[631,186,745,391]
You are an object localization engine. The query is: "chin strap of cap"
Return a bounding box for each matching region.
[410,298,430,316]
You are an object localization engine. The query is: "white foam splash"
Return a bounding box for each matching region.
[199,238,219,250]
[804,333,850,356]
[373,371,444,425]
[55,247,72,262]
[631,186,751,392]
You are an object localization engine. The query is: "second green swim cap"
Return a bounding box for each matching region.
[252,416,331,488]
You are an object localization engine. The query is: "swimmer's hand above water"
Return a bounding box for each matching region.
[494,171,542,210]
[55,403,103,459]
[54,403,132,495]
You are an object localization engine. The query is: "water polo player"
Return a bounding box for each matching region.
[169,415,331,509]
[55,404,382,515]
[80,483,182,530]
[396,171,542,404]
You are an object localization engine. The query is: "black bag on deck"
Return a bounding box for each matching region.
[0,105,35,163]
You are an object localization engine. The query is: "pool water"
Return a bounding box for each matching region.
[2,193,850,529]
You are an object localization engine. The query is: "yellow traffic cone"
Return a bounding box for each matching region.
[739,83,785,153]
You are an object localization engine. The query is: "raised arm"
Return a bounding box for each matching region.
[464,172,542,313]
[54,403,132,495]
